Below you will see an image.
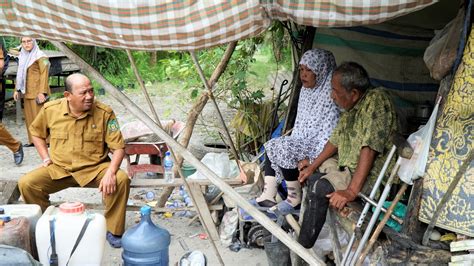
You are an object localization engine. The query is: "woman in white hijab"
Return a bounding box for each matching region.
[254,48,340,215]
[13,37,51,147]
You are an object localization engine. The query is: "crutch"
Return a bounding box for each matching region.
[347,157,402,266]
[340,145,397,265]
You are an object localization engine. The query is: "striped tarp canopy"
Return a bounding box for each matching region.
[0,0,436,51]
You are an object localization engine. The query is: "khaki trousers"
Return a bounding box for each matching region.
[318,157,352,191]
[23,99,43,144]
[0,123,20,152]
[19,166,130,235]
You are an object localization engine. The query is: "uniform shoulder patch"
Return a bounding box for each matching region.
[43,99,61,109]
[39,57,50,67]
[95,101,113,113]
[107,118,120,133]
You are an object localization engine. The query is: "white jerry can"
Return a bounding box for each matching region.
[36,202,106,266]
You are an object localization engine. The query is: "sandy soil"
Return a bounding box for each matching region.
[0,88,267,265]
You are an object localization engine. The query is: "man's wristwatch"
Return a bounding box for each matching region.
[42,157,52,166]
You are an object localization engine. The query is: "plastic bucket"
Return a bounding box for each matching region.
[181,163,196,178]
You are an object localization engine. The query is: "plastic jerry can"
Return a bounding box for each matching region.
[0,216,31,254]
[0,204,42,257]
[36,202,106,266]
[122,205,171,265]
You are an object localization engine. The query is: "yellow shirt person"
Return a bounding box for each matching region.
[19,73,129,248]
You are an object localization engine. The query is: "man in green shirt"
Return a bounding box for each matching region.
[297,62,398,248]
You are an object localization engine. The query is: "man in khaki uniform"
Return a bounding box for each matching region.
[0,43,23,165]
[19,73,130,248]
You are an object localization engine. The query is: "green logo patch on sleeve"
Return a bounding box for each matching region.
[107,119,119,133]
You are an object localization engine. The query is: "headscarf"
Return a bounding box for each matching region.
[264,48,339,179]
[292,48,338,140]
[298,48,336,89]
[16,38,47,93]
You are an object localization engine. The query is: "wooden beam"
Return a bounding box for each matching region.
[52,41,323,266]
[0,181,20,204]
[188,182,220,241]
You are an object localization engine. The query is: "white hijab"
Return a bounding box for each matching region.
[16,38,47,93]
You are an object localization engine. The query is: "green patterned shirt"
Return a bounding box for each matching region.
[329,88,399,190]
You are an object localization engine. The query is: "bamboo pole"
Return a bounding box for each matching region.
[125,50,225,265]
[189,51,246,180]
[157,42,237,207]
[188,51,239,160]
[52,41,323,265]
[421,152,474,246]
[355,183,409,266]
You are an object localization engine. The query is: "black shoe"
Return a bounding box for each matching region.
[13,145,24,165]
[23,143,34,147]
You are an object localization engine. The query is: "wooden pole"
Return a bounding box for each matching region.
[52,41,323,265]
[188,51,241,161]
[157,42,237,207]
[125,50,225,265]
[356,183,409,266]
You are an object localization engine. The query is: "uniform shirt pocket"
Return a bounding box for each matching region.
[83,131,104,153]
[50,132,69,148]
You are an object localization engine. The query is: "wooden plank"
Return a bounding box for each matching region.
[0,181,20,204]
[451,254,474,262]
[188,182,220,241]
[451,239,474,252]
[130,178,242,187]
[45,201,223,212]
[401,178,424,243]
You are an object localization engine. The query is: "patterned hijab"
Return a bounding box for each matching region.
[16,38,47,94]
[299,48,336,89]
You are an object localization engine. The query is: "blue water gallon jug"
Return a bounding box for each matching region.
[122,205,171,265]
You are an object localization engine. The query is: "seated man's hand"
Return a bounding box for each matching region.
[99,169,117,198]
[326,189,357,210]
[297,159,310,171]
[298,164,315,184]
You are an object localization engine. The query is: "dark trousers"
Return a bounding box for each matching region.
[298,173,335,248]
[264,153,299,181]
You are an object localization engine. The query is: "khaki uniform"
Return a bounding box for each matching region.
[19,99,130,235]
[0,123,21,153]
[20,57,51,144]
[0,48,20,152]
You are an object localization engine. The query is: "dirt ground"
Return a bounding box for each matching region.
[0,89,268,265]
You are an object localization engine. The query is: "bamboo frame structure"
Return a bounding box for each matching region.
[52,41,324,265]
[125,50,225,265]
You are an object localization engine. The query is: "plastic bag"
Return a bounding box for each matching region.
[219,209,238,246]
[313,220,349,259]
[398,100,440,184]
[187,152,239,180]
[423,9,464,81]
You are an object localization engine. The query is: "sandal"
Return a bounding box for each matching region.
[267,200,300,217]
[106,231,122,248]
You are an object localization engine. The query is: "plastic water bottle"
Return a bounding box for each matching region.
[122,205,171,265]
[163,151,174,183]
